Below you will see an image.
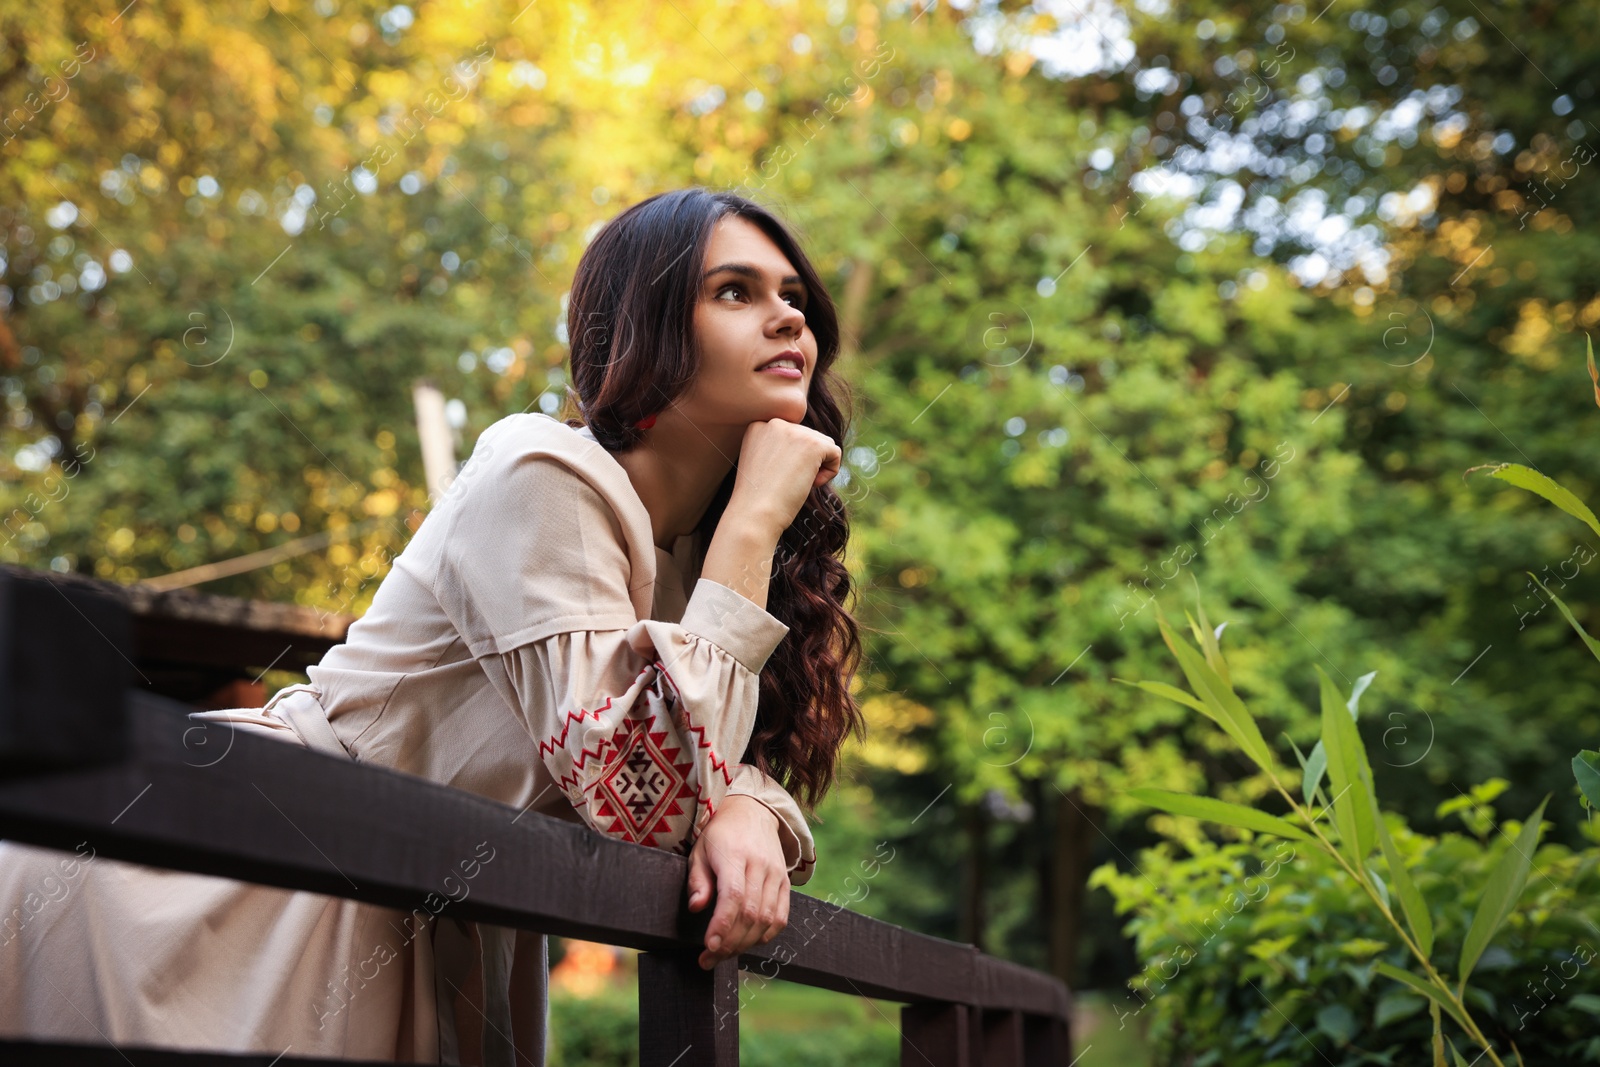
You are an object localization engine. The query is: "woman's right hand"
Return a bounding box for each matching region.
[727,419,842,536]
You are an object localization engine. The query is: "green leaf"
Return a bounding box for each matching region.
[1347,671,1377,717]
[1127,788,1313,841]
[1373,991,1426,1029]
[1157,615,1275,771]
[1117,678,1209,716]
[1302,740,1328,809]
[1529,574,1600,667]
[1575,751,1600,812]
[1375,962,1471,1031]
[1458,796,1550,988]
[1374,806,1434,958]
[1315,1003,1357,1045]
[1366,863,1391,911]
[1319,665,1377,866]
[1472,462,1600,540]
[1189,582,1231,689]
[1446,1037,1472,1067]
[1587,332,1598,409]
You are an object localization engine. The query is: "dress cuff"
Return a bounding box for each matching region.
[678,578,790,674]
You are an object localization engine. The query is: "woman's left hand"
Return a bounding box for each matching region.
[687,794,791,970]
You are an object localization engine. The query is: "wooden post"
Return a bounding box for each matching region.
[1022,1013,1071,1066]
[638,950,739,1066]
[902,1002,982,1067]
[412,379,457,501]
[981,1009,1025,1066]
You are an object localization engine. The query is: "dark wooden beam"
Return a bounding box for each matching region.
[902,1001,977,1067]
[638,951,740,1066]
[1022,1013,1071,1066]
[0,692,1071,1018]
[0,566,130,770]
[0,564,355,680]
[981,1008,1025,1066]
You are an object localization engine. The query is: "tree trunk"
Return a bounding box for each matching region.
[960,802,988,951]
[835,257,875,359]
[1047,787,1100,988]
[1032,778,1051,956]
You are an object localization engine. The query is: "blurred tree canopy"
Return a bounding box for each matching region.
[2,0,1595,997]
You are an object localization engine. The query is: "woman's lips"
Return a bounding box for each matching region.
[757,365,804,379]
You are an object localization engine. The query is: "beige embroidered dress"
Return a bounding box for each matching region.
[0,412,815,1063]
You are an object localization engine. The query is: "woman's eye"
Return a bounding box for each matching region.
[715,283,805,313]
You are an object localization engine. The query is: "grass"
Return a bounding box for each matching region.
[1071,990,1153,1067]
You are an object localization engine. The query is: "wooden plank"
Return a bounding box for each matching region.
[1022,1013,1071,1067]
[0,692,692,949]
[0,691,1071,1017]
[744,915,1069,1016]
[638,951,739,1066]
[1,648,1071,1029]
[902,1001,974,1067]
[0,567,130,770]
[133,613,337,675]
[981,1009,1024,1066]
[3,564,355,643]
[0,564,354,677]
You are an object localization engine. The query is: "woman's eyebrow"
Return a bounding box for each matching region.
[702,262,802,286]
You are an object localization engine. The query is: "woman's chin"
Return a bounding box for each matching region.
[759,394,809,424]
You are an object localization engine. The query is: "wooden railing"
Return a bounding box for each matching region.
[0,565,1073,1065]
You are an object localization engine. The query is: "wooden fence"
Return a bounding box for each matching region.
[0,565,1073,1065]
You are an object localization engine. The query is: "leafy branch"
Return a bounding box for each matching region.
[1122,595,1546,1067]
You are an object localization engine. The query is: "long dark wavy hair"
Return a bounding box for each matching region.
[561,187,863,812]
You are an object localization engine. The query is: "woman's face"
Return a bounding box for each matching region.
[677,215,816,430]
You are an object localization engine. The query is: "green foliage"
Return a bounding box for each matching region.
[1127,787,1311,843]
[1467,349,1600,837]
[1577,752,1600,814]
[1116,597,1580,1065]
[1472,464,1600,543]
[1457,797,1549,991]
[1091,820,1600,1066]
[548,990,639,1067]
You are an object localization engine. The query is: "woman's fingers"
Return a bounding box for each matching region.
[700,857,742,966]
[701,861,782,968]
[724,861,768,959]
[699,854,749,969]
[763,873,791,944]
[689,796,793,967]
[686,837,714,913]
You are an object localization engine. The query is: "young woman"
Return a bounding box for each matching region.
[0,187,864,1064]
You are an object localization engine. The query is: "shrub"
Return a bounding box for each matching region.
[1108,596,1598,1065]
[1091,786,1600,1065]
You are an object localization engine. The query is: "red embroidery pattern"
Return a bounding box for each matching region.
[652,659,731,828]
[545,662,721,850]
[540,698,618,796]
[588,716,698,847]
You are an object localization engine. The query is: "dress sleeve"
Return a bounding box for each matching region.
[726,763,816,885]
[437,448,793,855]
[498,580,789,852]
